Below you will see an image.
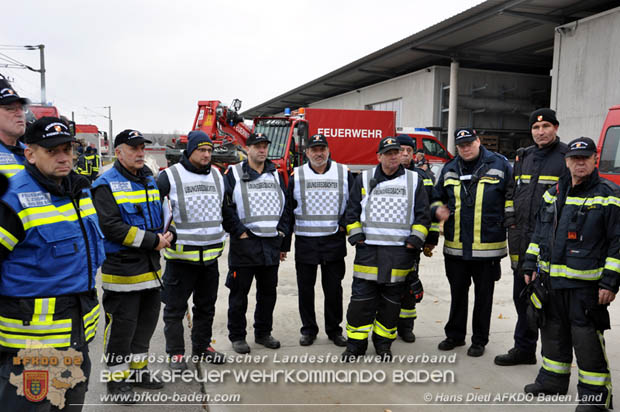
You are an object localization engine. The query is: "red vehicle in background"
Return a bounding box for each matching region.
[75,124,109,155]
[173,99,452,185]
[597,105,620,185]
[26,104,60,122]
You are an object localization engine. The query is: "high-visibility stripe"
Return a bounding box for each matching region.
[596,331,613,409]
[578,370,611,386]
[372,320,397,340]
[0,164,25,177]
[537,175,560,185]
[346,323,372,340]
[543,191,556,204]
[470,179,506,257]
[163,244,224,262]
[353,264,412,283]
[108,362,131,382]
[549,265,602,281]
[102,271,160,284]
[0,226,18,251]
[347,221,362,236]
[604,257,620,274]
[411,224,428,242]
[399,308,417,319]
[17,198,96,230]
[122,226,146,248]
[112,189,160,205]
[83,303,100,342]
[423,179,433,186]
[102,271,161,291]
[542,357,571,374]
[443,181,463,252]
[430,222,440,232]
[430,201,443,209]
[510,254,519,270]
[526,243,540,256]
[0,332,72,348]
[564,196,620,208]
[530,293,542,309]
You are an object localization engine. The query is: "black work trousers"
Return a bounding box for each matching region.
[444,258,500,346]
[535,287,612,408]
[162,260,220,356]
[512,268,539,353]
[103,288,161,369]
[345,277,405,353]
[0,347,91,412]
[226,265,279,342]
[398,264,420,332]
[296,260,345,338]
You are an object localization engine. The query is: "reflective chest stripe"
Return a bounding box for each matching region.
[472,177,507,258]
[293,162,347,236]
[360,168,416,246]
[443,175,463,256]
[17,197,96,230]
[111,188,160,205]
[166,164,225,245]
[231,163,285,237]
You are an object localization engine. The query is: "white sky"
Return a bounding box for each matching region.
[2,1,482,137]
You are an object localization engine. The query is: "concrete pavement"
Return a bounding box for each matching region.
[83,238,620,411]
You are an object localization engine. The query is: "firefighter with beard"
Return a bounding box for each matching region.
[395,134,438,342]
[343,136,430,361]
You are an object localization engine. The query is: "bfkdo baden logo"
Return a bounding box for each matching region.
[23,370,49,402]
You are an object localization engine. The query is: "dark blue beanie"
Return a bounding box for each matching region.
[186,130,213,156]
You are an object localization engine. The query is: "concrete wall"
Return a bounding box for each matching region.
[551,7,620,142]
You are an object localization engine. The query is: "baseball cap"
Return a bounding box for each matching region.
[529,108,559,128]
[565,137,597,158]
[246,132,271,146]
[0,78,30,106]
[454,128,478,145]
[307,133,328,148]
[114,129,152,148]
[377,136,400,154]
[23,117,75,148]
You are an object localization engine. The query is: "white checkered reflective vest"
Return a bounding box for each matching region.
[230,163,285,237]
[163,163,226,246]
[292,162,348,237]
[360,167,419,246]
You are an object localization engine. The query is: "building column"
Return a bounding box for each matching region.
[447,59,459,155]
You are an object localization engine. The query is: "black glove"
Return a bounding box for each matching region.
[409,278,424,303]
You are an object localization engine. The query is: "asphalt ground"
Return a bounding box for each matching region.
[82,238,620,411]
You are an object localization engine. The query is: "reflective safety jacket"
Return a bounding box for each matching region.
[0,168,103,351]
[92,161,165,292]
[431,146,513,260]
[229,162,285,238]
[522,170,620,292]
[506,138,568,270]
[292,161,348,237]
[76,154,91,177]
[161,161,226,263]
[346,165,430,283]
[0,141,25,178]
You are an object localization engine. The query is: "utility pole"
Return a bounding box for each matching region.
[38,45,45,104]
[104,106,113,141]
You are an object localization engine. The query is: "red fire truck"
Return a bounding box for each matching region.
[597,105,620,185]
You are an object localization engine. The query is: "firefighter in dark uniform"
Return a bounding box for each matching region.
[92,130,174,399]
[432,128,513,357]
[158,131,227,370]
[0,117,104,411]
[222,132,289,354]
[395,134,439,342]
[343,136,430,360]
[75,145,91,178]
[522,137,620,412]
[495,108,568,366]
[85,147,101,182]
[0,78,28,178]
[285,133,353,347]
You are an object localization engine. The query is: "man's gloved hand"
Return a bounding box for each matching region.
[409,277,424,303]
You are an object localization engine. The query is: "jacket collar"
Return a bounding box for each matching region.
[25,162,89,198]
[113,159,153,184]
[180,151,211,175]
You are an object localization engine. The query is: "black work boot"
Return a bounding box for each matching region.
[107,380,137,404]
[494,347,536,366]
[398,328,416,343]
[524,382,567,396]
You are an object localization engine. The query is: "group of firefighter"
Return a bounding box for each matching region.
[0,76,617,412]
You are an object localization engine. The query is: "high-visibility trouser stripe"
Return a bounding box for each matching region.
[549,265,602,281]
[0,317,71,334]
[83,304,100,342]
[526,243,540,256]
[578,370,611,386]
[102,280,161,292]
[108,362,131,382]
[0,226,18,251]
[347,221,362,236]
[122,226,146,248]
[346,323,372,340]
[530,293,542,309]
[353,265,412,282]
[0,164,24,177]
[373,320,397,340]
[17,199,96,230]
[400,308,417,319]
[604,257,620,274]
[542,357,571,375]
[130,352,149,370]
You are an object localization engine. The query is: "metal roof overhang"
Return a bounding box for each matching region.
[242,0,617,119]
